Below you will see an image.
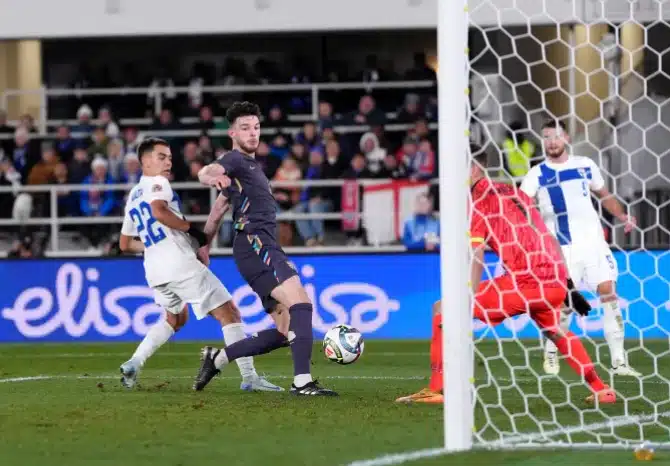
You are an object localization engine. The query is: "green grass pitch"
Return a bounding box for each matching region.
[0,340,668,466]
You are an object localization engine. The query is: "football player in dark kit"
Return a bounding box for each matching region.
[194,101,337,396]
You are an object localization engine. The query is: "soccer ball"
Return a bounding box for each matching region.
[322,324,365,365]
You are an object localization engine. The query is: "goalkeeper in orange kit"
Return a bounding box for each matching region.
[396,147,615,405]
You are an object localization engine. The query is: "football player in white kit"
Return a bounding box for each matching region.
[117,137,283,391]
[520,120,641,377]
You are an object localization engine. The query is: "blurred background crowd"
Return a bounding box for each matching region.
[0,47,448,256]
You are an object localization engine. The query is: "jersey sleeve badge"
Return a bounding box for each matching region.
[152,184,163,192]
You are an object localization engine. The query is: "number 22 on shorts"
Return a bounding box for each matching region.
[129,201,166,247]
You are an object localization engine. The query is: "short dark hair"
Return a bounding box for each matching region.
[470,143,487,168]
[137,137,169,160]
[541,119,567,132]
[226,101,261,125]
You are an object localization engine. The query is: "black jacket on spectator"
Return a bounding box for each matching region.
[377,162,408,180]
[11,141,40,183]
[345,109,386,127]
[0,123,13,156]
[343,167,374,180]
[0,170,14,218]
[321,158,347,206]
[68,160,91,184]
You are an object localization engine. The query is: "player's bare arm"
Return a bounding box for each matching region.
[150,199,208,247]
[197,193,230,266]
[198,163,232,190]
[470,243,486,293]
[118,234,145,254]
[150,199,191,232]
[592,187,637,233]
[203,193,230,244]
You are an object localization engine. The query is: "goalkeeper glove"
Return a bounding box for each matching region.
[187,224,208,248]
[564,278,592,316]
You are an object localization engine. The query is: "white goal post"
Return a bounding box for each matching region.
[440,0,670,453]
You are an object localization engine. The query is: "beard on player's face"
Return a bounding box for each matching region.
[545,143,565,158]
[237,137,259,154]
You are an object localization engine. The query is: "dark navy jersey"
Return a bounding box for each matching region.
[216,150,277,236]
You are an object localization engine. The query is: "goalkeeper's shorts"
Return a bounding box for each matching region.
[473,275,567,330]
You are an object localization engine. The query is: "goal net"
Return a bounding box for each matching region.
[441,0,670,452]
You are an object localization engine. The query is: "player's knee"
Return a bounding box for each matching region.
[272,276,311,308]
[271,304,290,336]
[597,281,616,301]
[209,300,241,326]
[166,308,187,331]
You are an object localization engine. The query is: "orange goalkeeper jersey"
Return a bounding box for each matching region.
[470,179,567,288]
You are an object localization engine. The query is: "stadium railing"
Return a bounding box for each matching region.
[1,80,436,133]
[0,123,438,141]
[0,178,422,257]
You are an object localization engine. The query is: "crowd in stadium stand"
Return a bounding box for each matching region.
[0,54,441,253]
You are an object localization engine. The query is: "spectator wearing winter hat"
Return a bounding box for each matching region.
[80,157,117,249]
[80,157,117,217]
[72,104,95,140]
[359,131,387,175]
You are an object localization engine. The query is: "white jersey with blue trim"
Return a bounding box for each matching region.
[520,156,606,247]
[121,175,204,287]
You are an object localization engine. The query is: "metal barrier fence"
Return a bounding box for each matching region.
[0,123,437,141]
[1,80,436,134]
[1,178,667,255]
[0,178,428,255]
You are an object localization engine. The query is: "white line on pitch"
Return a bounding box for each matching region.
[342,412,670,466]
[343,447,448,466]
[0,374,427,384]
[496,411,670,445]
[1,374,666,387]
[0,351,429,358]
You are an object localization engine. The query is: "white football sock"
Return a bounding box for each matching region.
[131,320,174,367]
[214,349,229,369]
[545,308,571,356]
[294,373,313,388]
[602,299,626,366]
[222,323,257,379]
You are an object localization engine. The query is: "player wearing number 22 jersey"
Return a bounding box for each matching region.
[116,137,282,393]
[396,145,615,405]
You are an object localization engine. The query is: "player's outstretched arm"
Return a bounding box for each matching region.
[592,187,637,233]
[118,234,145,254]
[198,163,231,190]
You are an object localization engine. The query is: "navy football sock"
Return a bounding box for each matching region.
[288,303,314,377]
[224,329,288,362]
